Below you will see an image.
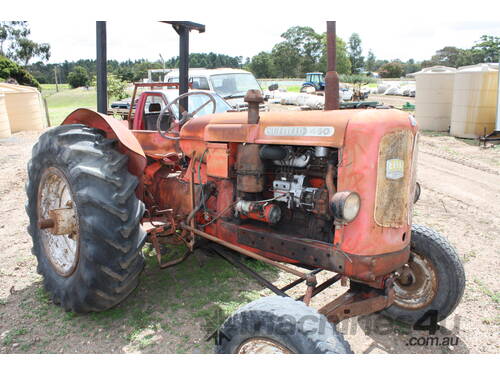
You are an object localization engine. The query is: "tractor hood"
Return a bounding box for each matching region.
[180,110,363,148]
[180,109,413,152]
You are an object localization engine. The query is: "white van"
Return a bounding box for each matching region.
[165,68,267,111]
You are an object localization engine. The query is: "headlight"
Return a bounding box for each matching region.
[330,191,361,223]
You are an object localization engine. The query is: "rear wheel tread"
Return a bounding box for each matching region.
[26,124,145,313]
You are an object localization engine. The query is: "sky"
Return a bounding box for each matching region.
[4,0,500,65]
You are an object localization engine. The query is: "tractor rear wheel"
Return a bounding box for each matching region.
[26,124,146,313]
[382,224,465,325]
[216,296,352,354]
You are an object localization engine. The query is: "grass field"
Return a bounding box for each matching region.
[41,84,131,126]
[286,85,301,92]
[41,85,97,125]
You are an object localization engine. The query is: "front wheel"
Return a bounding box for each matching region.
[382,224,465,325]
[216,296,352,354]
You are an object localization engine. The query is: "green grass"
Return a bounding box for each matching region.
[44,87,97,126]
[40,83,71,97]
[462,250,477,263]
[286,85,301,93]
[43,85,134,126]
[9,245,279,353]
[474,279,500,304]
[2,327,28,346]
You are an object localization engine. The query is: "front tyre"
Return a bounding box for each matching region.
[382,224,465,325]
[216,296,352,354]
[26,124,146,313]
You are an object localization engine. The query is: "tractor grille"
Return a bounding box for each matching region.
[374,130,414,228]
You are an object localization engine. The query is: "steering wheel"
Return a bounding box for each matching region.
[156,92,217,140]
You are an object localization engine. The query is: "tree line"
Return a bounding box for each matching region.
[246,27,499,79]
[1,21,499,89]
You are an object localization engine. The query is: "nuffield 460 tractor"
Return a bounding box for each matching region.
[26,22,464,354]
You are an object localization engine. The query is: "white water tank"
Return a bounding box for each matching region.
[414,66,456,131]
[450,63,499,138]
[0,83,47,133]
[0,93,12,139]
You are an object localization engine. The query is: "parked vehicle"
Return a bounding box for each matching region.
[301,72,326,92]
[164,68,267,111]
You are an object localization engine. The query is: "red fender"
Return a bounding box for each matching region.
[61,108,146,178]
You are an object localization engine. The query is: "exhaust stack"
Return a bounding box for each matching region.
[244,89,264,124]
[324,21,340,110]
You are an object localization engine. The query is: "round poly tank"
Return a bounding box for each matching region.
[0,93,12,139]
[414,66,456,131]
[0,83,47,133]
[450,63,499,138]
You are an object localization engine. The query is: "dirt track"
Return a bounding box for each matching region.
[0,128,498,354]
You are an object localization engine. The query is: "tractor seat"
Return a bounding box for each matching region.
[143,103,170,131]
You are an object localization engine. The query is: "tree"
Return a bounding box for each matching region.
[348,33,364,74]
[404,59,421,75]
[471,35,500,63]
[373,59,388,71]
[272,41,301,78]
[0,21,50,66]
[365,50,376,72]
[67,66,90,88]
[430,46,471,67]
[0,21,29,56]
[318,35,351,75]
[0,55,40,88]
[249,52,276,78]
[280,26,322,73]
[12,38,50,66]
[106,74,128,100]
[379,62,405,78]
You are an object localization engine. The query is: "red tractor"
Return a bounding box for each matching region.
[26,23,464,354]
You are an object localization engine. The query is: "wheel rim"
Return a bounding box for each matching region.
[393,252,438,310]
[236,338,293,354]
[37,167,79,277]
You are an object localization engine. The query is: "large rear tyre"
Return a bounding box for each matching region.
[216,296,352,354]
[382,224,465,325]
[26,124,146,313]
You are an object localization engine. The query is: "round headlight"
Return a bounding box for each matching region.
[330,191,361,223]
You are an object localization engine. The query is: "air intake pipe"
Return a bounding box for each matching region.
[244,89,264,124]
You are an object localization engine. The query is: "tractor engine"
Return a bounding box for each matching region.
[233,144,337,243]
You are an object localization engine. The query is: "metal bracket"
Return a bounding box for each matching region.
[318,278,395,323]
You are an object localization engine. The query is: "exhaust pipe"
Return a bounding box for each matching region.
[324,21,340,110]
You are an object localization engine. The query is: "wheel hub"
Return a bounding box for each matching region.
[393,253,438,310]
[37,167,79,277]
[236,338,293,354]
